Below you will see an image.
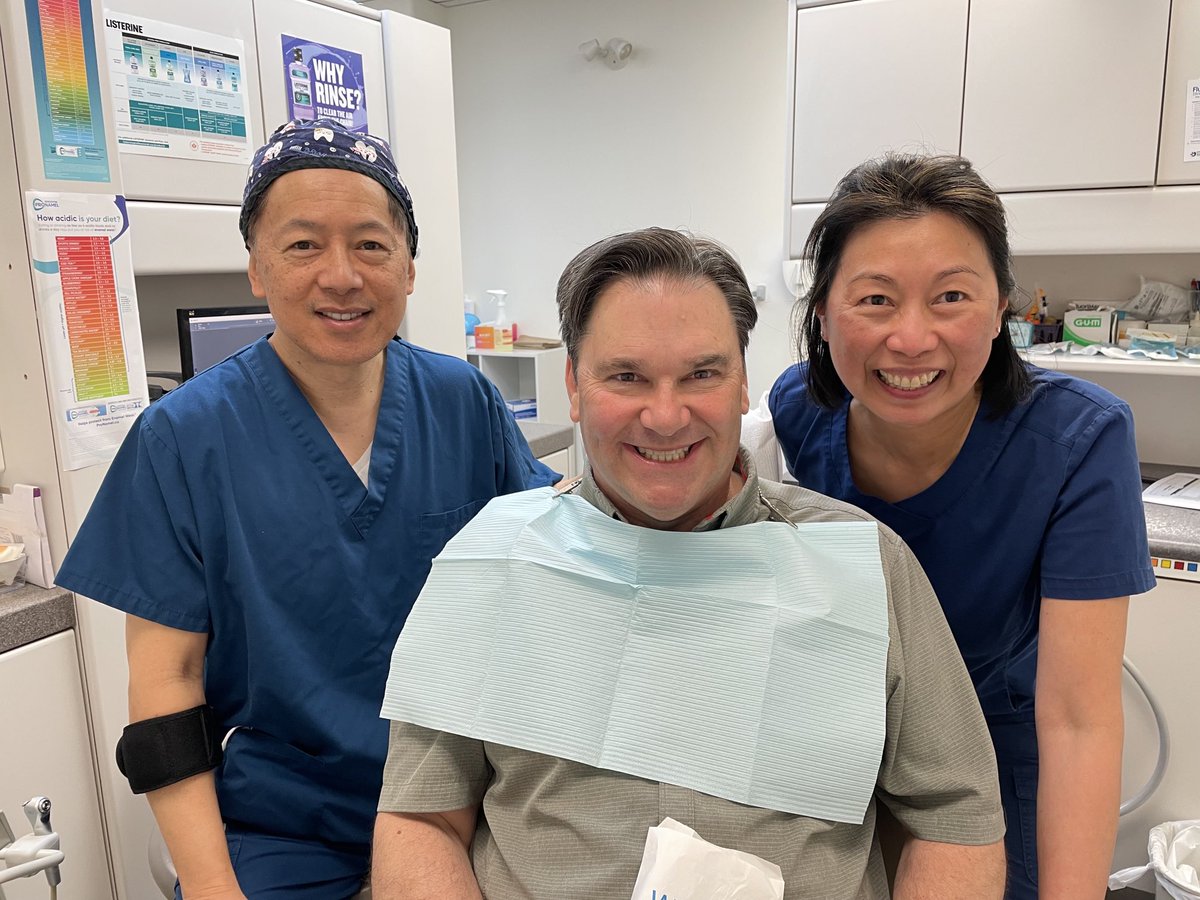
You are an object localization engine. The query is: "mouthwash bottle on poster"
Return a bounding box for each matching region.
[289,48,314,118]
[464,296,481,350]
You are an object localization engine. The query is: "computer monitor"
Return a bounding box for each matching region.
[177,306,274,380]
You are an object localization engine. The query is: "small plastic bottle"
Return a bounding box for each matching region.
[464,296,481,350]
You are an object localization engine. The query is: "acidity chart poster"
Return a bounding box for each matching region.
[25,191,149,470]
[281,35,368,132]
[103,10,252,162]
[24,0,112,182]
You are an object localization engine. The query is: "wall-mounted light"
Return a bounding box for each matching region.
[579,37,634,70]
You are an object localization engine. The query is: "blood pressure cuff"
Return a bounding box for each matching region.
[115,705,224,794]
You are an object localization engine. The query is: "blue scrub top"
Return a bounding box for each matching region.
[769,364,1155,724]
[58,337,557,848]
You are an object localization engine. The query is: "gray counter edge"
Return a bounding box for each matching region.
[0,585,75,654]
[517,420,574,459]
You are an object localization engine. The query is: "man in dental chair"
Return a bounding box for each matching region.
[371,227,1007,899]
[55,118,556,898]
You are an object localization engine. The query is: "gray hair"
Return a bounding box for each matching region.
[557,227,757,363]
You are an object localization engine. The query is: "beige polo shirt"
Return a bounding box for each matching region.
[380,452,1004,899]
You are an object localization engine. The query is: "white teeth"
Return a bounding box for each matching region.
[879,370,939,390]
[323,311,364,321]
[637,446,689,462]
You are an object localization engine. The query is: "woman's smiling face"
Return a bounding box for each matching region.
[819,211,1008,431]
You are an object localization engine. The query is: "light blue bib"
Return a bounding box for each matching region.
[382,486,890,824]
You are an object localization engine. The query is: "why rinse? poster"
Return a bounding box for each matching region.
[281,35,368,132]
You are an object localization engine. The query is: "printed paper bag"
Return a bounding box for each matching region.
[630,818,785,900]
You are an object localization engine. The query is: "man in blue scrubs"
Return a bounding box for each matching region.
[56,118,557,898]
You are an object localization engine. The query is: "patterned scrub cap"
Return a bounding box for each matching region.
[240,118,418,257]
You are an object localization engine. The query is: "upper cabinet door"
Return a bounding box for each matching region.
[1156,0,1200,186]
[791,0,968,203]
[252,0,388,141]
[961,0,1170,192]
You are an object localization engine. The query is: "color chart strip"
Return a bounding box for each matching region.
[40,0,95,145]
[26,0,110,181]
[56,234,130,401]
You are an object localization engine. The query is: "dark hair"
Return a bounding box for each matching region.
[799,154,1032,413]
[557,227,757,363]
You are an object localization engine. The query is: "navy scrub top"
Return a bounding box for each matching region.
[769,364,1155,726]
[58,337,557,848]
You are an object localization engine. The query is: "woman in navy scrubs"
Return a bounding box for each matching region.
[762,155,1155,899]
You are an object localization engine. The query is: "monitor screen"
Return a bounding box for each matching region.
[177,306,274,380]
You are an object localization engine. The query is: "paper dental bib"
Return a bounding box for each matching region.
[381,487,890,824]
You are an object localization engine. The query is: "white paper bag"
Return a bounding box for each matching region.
[0,484,54,589]
[630,818,785,900]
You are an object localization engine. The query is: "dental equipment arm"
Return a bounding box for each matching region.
[0,797,64,896]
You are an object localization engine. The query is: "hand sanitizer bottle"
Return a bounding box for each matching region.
[487,290,513,351]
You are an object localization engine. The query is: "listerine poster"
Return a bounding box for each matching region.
[103,10,252,162]
[25,191,148,470]
[25,0,112,182]
[281,35,367,132]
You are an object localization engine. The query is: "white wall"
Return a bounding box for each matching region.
[433,0,796,400]
[371,0,1197,450]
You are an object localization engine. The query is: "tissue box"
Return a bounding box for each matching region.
[1062,306,1117,346]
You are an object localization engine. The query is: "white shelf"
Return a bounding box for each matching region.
[467,345,570,425]
[1021,350,1200,377]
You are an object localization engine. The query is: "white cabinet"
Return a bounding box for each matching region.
[786,0,1198,255]
[961,0,1170,192]
[537,447,574,480]
[1115,573,1200,871]
[467,347,570,425]
[0,631,113,900]
[1156,0,1200,186]
[791,0,967,203]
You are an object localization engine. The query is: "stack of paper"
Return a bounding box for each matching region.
[1142,473,1200,511]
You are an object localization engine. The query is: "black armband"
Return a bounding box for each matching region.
[115,705,224,794]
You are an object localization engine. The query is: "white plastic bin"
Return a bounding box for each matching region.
[1110,820,1200,899]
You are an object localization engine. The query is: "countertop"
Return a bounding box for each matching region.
[516,420,574,459]
[0,583,75,654]
[1145,502,1200,562]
